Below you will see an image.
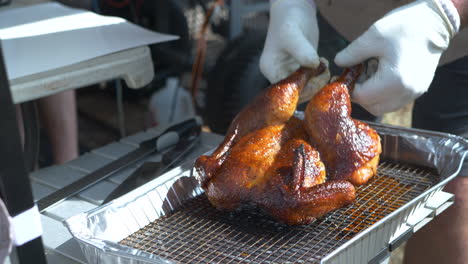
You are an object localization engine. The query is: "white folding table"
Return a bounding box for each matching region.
[1,1,176,263]
[10,45,154,104]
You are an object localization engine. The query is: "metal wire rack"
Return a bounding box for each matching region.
[120,160,439,263]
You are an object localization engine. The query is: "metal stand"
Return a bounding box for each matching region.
[0,43,47,263]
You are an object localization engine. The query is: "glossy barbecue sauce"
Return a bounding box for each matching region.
[305,65,381,185]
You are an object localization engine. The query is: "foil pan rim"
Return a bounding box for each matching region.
[64,123,468,263]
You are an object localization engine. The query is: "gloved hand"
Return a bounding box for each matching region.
[260,0,319,84]
[335,0,459,116]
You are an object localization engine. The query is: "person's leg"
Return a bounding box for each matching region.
[405,176,468,264]
[38,90,79,164]
[404,56,468,264]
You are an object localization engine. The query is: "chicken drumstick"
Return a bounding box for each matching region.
[304,65,382,186]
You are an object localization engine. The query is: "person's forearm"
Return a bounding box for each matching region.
[451,0,468,27]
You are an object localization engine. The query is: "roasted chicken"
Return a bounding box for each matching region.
[195,62,372,225]
[202,117,356,225]
[195,63,327,181]
[304,65,382,186]
[196,60,381,225]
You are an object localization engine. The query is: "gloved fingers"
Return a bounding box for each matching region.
[260,48,299,83]
[352,70,414,116]
[351,67,397,106]
[335,28,379,67]
[284,56,301,75]
[362,97,411,116]
[358,102,387,117]
[282,26,320,68]
[260,47,283,83]
[274,57,301,82]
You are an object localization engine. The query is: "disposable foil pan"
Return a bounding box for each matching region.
[64,124,468,264]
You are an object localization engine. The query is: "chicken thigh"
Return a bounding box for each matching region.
[304,65,382,186]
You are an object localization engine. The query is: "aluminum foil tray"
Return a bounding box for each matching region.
[64,124,467,264]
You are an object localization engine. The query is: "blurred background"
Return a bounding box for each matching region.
[16,0,411,262]
[50,0,410,159]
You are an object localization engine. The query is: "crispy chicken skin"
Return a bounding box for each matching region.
[203,117,309,210]
[260,180,356,225]
[258,139,355,225]
[304,65,382,186]
[195,63,362,225]
[195,64,326,182]
[203,117,356,225]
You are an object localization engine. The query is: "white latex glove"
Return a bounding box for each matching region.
[335,0,459,116]
[260,0,320,83]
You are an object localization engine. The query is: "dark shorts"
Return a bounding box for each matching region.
[413,56,468,176]
[413,56,468,137]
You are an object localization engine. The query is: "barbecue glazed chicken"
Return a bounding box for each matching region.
[195,61,375,225]
[304,65,382,186]
[195,62,327,181]
[202,117,356,225]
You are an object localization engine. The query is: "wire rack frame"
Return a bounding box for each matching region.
[120,160,439,264]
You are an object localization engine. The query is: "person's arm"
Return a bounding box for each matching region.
[334,0,461,116]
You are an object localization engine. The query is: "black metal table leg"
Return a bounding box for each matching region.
[0,43,47,263]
